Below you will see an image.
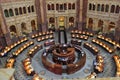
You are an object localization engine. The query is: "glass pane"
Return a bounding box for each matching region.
[9,9,14,16]
[23,7,26,13]
[105,5,109,12]
[31,6,34,12]
[97,4,100,11]
[4,10,9,17]
[15,8,19,15]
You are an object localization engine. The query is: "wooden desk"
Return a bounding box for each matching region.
[94,55,104,73]
[83,42,99,55]
[97,35,120,50]
[23,58,35,76]
[92,39,114,53]
[71,39,82,46]
[13,41,34,57]
[6,58,15,68]
[113,55,120,77]
[28,45,42,57]
[0,37,28,57]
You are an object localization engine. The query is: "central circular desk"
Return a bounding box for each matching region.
[41,44,86,75]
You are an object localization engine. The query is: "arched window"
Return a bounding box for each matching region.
[72,3,75,9]
[97,4,100,11]
[101,4,104,12]
[56,4,59,10]
[89,3,92,10]
[49,17,55,23]
[15,8,19,15]
[93,4,96,10]
[111,5,115,13]
[4,9,9,17]
[28,6,31,13]
[68,3,72,10]
[48,4,51,10]
[60,4,63,10]
[23,7,26,14]
[51,4,54,10]
[19,7,22,14]
[105,5,109,12]
[115,5,119,13]
[64,3,67,10]
[9,9,14,16]
[31,6,34,12]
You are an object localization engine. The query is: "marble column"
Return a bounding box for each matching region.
[35,0,42,32]
[76,0,88,30]
[0,4,11,46]
[40,0,47,32]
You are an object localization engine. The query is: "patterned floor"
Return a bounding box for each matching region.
[0,30,118,80]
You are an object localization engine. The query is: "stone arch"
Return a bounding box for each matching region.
[108,22,116,32]
[98,20,104,31]
[88,18,93,30]
[9,25,17,37]
[49,17,55,29]
[21,22,27,35]
[31,20,36,31]
[69,17,74,27]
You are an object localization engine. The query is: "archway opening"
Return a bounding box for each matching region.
[88,18,93,30]
[109,22,115,32]
[21,22,27,36]
[31,20,36,31]
[9,25,17,37]
[49,17,55,30]
[69,17,74,28]
[98,20,104,32]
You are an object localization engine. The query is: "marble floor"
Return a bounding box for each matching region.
[0,30,118,80]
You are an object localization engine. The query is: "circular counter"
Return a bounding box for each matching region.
[41,44,86,75]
